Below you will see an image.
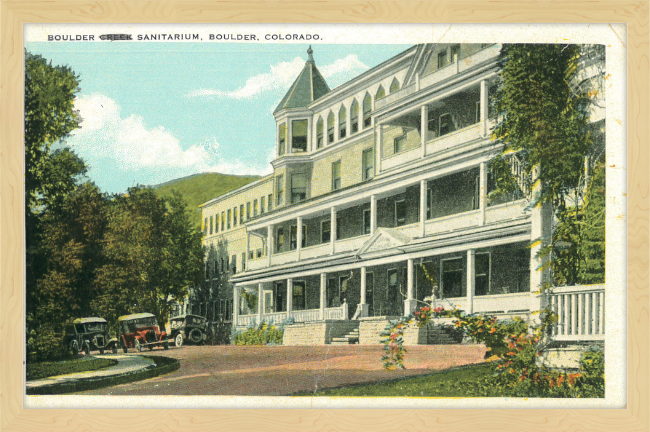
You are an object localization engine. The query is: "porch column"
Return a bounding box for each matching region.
[375,124,383,174]
[479,161,488,226]
[330,206,337,254]
[246,232,250,269]
[296,216,303,260]
[530,166,553,318]
[480,79,489,137]
[420,179,427,237]
[421,105,428,157]
[370,195,377,234]
[267,224,274,266]
[404,259,417,314]
[233,285,241,327]
[286,278,293,317]
[257,282,264,323]
[320,273,327,320]
[359,266,369,318]
[467,249,476,314]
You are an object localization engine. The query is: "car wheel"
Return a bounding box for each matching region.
[189,329,202,344]
[99,348,104,355]
[122,342,128,353]
[112,346,119,354]
[71,341,79,356]
[83,343,90,356]
[163,341,169,350]
[134,339,142,352]
[174,333,183,348]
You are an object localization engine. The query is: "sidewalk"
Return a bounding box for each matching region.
[26,354,156,391]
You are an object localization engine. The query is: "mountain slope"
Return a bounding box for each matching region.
[153,173,261,228]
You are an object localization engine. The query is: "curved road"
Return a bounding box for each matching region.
[78,344,486,396]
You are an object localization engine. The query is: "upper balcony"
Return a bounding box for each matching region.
[375,44,500,111]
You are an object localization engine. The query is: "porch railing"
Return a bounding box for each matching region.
[235,303,348,327]
[549,285,605,341]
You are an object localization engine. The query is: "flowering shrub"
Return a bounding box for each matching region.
[381,305,445,370]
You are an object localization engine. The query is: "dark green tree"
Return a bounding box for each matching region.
[579,157,606,284]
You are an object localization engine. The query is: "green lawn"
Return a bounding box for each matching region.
[311,363,500,397]
[26,357,117,381]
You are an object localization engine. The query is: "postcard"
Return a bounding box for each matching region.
[23,23,626,409]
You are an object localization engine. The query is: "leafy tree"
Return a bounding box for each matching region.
[579,157,606,283]
[491,44,604,285]
[94,187,204,331]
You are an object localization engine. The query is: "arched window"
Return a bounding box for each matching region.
[375,85,386,100]
[338,106,347,139]
[350,99,359,134]
[327,112,335,144]
[316,117,324,149]
[362,93,372,128]
[390,78,400,94]
[278,123,286,156]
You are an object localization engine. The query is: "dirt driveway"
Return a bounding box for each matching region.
[79,344,486,396]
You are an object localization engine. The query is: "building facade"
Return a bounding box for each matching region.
[198,43,605,343]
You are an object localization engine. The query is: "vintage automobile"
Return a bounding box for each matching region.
[168,314,208,347]
[64,317,119,355]
[118,312,169,352]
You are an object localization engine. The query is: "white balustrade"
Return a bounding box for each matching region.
[484,199,528,224]
[335,234,371,253]
[549,285,605,341]
[426,124,482,156]
[425,209,480,235]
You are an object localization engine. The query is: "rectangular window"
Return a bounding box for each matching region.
[276,175,284,206]
[450,44,460,62]
[441,258,464,298]
[363,209,371,234]
[291,173,308,203]
[293,281,306,310]
[233,207,237,227]
[321,220,331,243]
[437,50,448,69]
[260,196,265,214]
[239,204,244,224]
[253,199,258,216]
[278,123,286,155]
[351,109,359,134]
[257,248,263,258]
[227,209,232,229]
[339,114,346,139]
[221,212,225,231]
[475,253,490,296]
[395,199,407,226]
[220,257,225,273]
[290,225,307,250]
[215,214,219,233]
[204,217,208,234]
[393,134,406,154]
[439,113,454,136]
[209,215,213,234]
[246,202,251,219]
[249,250,254,259]
[362,148,374,181]
[331,161,341,191]
[267,194,273,211]
[241,252,246,271]
[317,125,324,148]
[363,107,371,128]
[276,227,284,252]
[291,119,308,151]
[231,255,236,274]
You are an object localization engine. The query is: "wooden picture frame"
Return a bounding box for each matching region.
[1,1,648,431]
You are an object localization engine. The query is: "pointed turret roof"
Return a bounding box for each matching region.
[274,46,330,114]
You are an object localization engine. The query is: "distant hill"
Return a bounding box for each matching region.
[152,173,261,228]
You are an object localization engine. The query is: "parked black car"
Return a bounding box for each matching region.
[168,314,208,347]
[63,317,118,355]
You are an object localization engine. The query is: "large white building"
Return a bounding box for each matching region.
[197,43,605,345]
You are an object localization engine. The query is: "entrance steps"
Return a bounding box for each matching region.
[427,325,462,345]
[330,328,360,345]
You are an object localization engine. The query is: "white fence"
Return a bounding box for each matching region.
[235,304,348,327]
[549,285,605,341]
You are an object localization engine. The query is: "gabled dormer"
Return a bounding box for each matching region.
[274,46,330,157]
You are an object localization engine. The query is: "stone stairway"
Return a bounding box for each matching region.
[330,328,360,345]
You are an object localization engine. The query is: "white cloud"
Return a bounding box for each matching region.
[68,94,268,180]
[187,54,369,100]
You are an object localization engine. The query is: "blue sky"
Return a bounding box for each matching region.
[26,42,411,194]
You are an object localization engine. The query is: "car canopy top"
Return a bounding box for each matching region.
[118,312,155,322]
[73,317,107,324]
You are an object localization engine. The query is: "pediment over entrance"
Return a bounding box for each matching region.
[356,228,412,257]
